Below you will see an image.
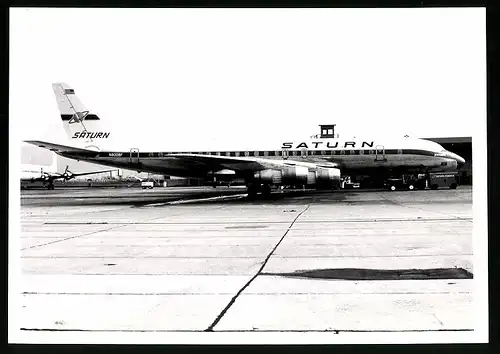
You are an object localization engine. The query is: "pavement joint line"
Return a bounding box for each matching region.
[22,202,242,251]
[20,253,473,259]
[41,217,471,225]
[21,291,472,296]
[22,273,261,276]
[143,193,249,207]
[20,224,131,251]
[377,193,471,222]
[19,234,472,239]
[22,205,223,251]
[20,233,470,239]
[204,204,311,332]
[432,313,444,326]
[19,328,474,333]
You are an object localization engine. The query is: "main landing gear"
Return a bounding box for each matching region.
[46,182,55,190]
[246,183,272,199]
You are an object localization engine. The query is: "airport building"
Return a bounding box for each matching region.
[422,137,472,185]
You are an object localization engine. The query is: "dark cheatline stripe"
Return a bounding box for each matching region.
[61,114,100,121]
[97,149,437,159]
[59,151,100,158]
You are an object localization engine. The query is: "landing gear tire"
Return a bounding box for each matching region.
[408,184,415,191]
[389,185,396,191]
[247,183,271,199]
[450,183,457,189]
[247,184,259,199]
[47,184,54,190]
[431,184,438,190]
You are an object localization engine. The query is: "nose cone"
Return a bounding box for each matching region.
[447,151,466,168]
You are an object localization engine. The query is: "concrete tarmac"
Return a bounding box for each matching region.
[17,186,473,335]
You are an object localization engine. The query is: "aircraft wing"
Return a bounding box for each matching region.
[24,140,340,175]
[169,154,339,173]
[24,140,95,153]
[65,169,116,178]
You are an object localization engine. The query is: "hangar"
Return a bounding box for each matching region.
[423,137,472,185]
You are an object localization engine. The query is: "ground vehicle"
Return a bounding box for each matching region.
[344,182,360,189]
[386,174,418,191]
[341,176,360,189]
[141,181,154,189]
[427,172,459,190]
[386,172,459,191]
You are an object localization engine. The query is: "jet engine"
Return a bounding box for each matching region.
[253,166,309,185]
[253,169,282,184]
[252,166,340,188]
[315,167,341,188]
[281,166,309,184]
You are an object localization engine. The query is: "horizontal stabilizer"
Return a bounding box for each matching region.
[23,140,96,153]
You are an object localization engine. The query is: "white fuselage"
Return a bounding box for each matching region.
[56,136,464,180]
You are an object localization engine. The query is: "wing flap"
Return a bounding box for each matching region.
[169,154,336,172]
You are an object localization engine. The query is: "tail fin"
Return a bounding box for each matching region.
[52,83,110,150]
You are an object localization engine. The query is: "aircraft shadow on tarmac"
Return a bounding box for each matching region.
[262,268,473,280]
[133,190,346,207]
[22,190,347,207]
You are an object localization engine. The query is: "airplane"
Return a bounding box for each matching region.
[21,163,116,190]
[23,83,466,197]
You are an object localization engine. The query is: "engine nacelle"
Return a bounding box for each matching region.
[253,169,282,184]
[315,167,341,187]
[252,166,340,187]
[282,166,309,185]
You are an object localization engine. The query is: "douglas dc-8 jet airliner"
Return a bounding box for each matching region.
[24,83,466,196]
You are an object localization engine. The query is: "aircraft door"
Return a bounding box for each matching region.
[375,145,387,162]
[282,149,289,160]
[130,148,140,164]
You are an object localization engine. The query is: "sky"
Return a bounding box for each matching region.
[11,7,486,153]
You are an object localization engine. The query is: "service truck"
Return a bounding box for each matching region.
[427,172,459,190]
[386,172,459,191]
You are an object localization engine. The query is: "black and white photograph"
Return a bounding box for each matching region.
[9,7,488,344]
